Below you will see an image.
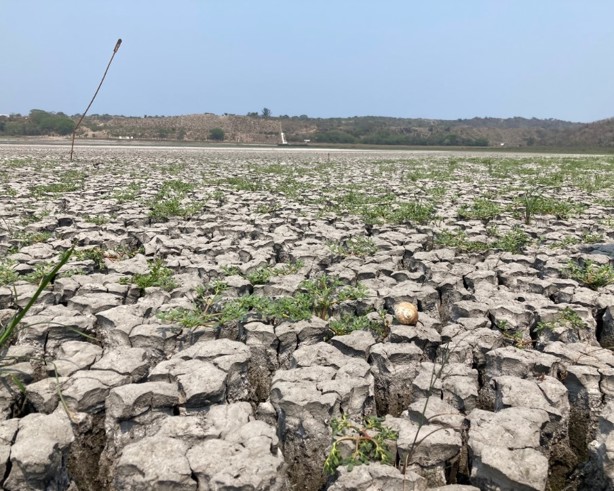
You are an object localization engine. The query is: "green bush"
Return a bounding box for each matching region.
[209,127,225,141]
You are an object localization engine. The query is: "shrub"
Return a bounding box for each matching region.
[209,127,225,141]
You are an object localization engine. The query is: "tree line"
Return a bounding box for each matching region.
[0,110,75,136]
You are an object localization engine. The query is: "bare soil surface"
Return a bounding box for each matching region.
[0,145,613,490]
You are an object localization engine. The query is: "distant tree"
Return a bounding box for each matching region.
[26,109,75,135]
[247,112,259,118]
[177,128,186,140]
[261,107,271,119]
[209,127,225,141]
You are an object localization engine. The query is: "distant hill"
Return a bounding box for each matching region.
[551,118,614,147]
[3,110,613,148]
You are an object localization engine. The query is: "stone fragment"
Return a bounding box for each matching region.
[329,330,376,359]
[114,437,196,491]
[599,306,614,349]
[4,411,74,490]
[62,369,130,413]
[106,381,180,420]
[389,323,441,360]
[471,446,548,491]
[91,346,149,382]
[389,416,462,488]
[468,407,549,453]
[150,358,226,408]
[50,340,103,377]
[0,419,19,480]
[24,376,69,414]
[326,464,427,491]
[276,317,330,368]
[67,292,122,315]
[187,435,287,490]
[370,342,423,416]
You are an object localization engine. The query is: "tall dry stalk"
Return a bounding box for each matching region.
[69,38,122,161]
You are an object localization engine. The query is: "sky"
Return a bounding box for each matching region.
[2,1,614,122]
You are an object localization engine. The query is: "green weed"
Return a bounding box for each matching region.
[324,416,398,475]
[12,231,52,248]
[329,236,378,257]
[301,276,367,320]
[434,230,489,253]
[121,259,176,291]
[329,312,388,338]
[83,214,110,226]
[0,260,19,287]
[535,307,586,333]
[111,182,142,203]
[458,198,502,222]
[493,227,531,254]
[565,260,614,290]
[73,247,106,271]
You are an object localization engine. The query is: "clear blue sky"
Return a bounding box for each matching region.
[2,0,613,122]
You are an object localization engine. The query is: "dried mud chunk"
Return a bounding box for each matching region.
[114,437,196,491]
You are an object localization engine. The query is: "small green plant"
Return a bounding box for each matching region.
[83,214,110,226]
[434,229,490,253]
[548,236,581,249]
[274,260,304,276]
[458,197,502,222]
[31,181,80,196]
[389,201,435,225]
[158,307,216,330]
[329,312,388,339]
[224,177,267,192]
[493,319,530,348]
[263,294,312,323]
[148,179,202,220]
[493,226,530,254]
[401,341,454,477]
[73,247,107,271]
[158,180,196,195]
[112,182,142,203]
[0,260,19,287]
[324,416,398,475]
[210,189,227,205]
[24,262,54,284]
[515,189,586,224]
[300,276,366,320]
[121,259,176,291]
[197,279,228,298]
[255,203,279,214]
[246,267,274,285]
[329,236,378,257]
[223,261,304,285]
[149,197,202,220]
[12,231,52,248]
[517,187,542,225]
[535,307,586,334]
[565,260,614,290]
[581,232,603,244]
[221,265,242,277]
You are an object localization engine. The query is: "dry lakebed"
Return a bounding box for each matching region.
[0,144,613,491]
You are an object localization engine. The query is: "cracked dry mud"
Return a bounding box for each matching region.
[0,144,613,491]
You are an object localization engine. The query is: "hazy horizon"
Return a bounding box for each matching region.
[2,1,614,123]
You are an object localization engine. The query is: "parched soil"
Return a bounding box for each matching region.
[0,144,613,491]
